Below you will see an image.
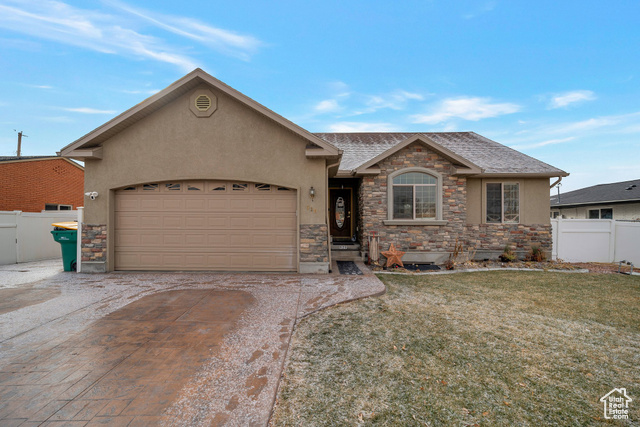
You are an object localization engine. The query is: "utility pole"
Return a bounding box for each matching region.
[14,130,27,157]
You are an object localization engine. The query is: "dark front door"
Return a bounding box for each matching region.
[329,188,352,240]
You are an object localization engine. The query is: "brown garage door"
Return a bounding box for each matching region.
[114,181,297,271]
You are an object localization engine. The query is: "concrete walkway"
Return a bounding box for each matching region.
[0,260,385,426]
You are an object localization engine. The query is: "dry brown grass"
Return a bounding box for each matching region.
[271,272,640,426]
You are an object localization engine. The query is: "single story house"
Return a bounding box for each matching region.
[59,69,568,273]
[551,179,640,220]
[0,156,84,212]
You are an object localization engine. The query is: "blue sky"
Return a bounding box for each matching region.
[1,0,638,193]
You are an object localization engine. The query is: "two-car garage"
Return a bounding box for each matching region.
[114,181,297,271]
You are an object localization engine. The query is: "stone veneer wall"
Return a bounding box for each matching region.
[359,142,552,260]
[465,224,552,254]
[359,143,467,257]
[300,224,328,263]
[81,224,107,262]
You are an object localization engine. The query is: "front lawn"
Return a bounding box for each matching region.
[271,272,640,426]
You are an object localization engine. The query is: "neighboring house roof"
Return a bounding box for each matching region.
[0,156,84,170]
[0,156,58,162]
[316,132,567,177]
[551,178,640,207]
[59,68,340,160]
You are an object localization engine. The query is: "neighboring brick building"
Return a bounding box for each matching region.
[0,156,84,212]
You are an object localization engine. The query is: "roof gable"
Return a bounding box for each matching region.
[60,69,340,159]
[353,134,482,176]
[316,132,568,177]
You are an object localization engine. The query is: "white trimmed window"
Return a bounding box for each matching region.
[486,183,519,223]
[588,208,613,219]
[385,168,445,224]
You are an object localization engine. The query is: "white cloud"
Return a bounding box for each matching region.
[40,116,74,123]
[411,97,520,124]
[105,0,262,61]
[463,1,497,19]
[308,85,426,120]
[549,90,596,109]
[510,137,575,150]
[364,90,425,112]
[327,81,351,97]
[501,111,640,149]
[63,107,117,114]
[120,89,161,95]
[23,84,53,89]
[327,122,399,132]
[314,99,341,113]
[0,0,263,71]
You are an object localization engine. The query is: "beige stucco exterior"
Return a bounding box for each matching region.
[82,84,328,271]
[466,178,551,225]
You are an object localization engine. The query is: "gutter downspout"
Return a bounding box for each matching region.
[325,158,341,273]
[550,177,563,189]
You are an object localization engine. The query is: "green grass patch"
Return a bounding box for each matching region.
[272,272,640,426]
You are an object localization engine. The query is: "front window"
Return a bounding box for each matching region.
[486,183,519,223]
[392,172,437,220]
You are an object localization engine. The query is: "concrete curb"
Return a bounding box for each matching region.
[375,267,591,276]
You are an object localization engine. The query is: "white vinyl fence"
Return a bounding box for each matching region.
[551,219,640,265]
[0,210,78,265]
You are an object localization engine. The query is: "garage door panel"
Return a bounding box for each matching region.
[140,199,164,210]
[184,199,206,210]
[207,199,229,210]
[115,181,297,271]
[161,199,184,210]
[116,197,140,210]
[137,215,164,228]
[162,216,184,228]
[229,216,253,229]
[275,217,296,229]
[275,198,297,211]
[253,199,273,211]
[228,234,251,246]
[139,253,162,267]
[184,254,207,267]
[184,233,207,245]
[230,199,252,210]
[252,217,275,229]
[206,216,229,228]
[115,233,139,246]
[116,214,139,229]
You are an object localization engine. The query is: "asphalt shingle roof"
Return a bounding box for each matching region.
[550,179,640,206]
[314,132,567,176]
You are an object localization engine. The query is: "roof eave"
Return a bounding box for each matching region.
[551,198,640,208]
[476,171,569,178]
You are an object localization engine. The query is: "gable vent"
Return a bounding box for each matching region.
[195,95,212,111]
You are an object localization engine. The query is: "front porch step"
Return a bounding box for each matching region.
[331,242,363,261]
[331,242,360,251]
[332,250,364,261]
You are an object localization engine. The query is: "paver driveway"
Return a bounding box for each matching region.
[0,260,384,426]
